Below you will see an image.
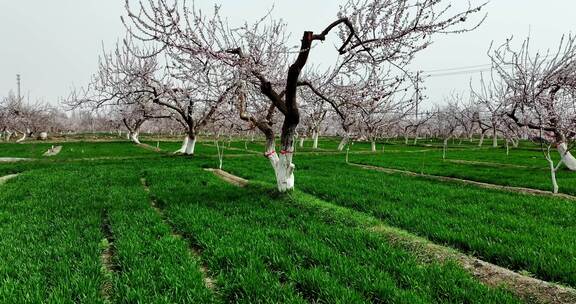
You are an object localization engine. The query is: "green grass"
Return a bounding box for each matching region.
[0,142,54,158]
[0,169,105,302]
[143,164,520,303]
[220,154,576,288]
[2,138,575,302]
[0,163,215,303]
[350,146,576,195]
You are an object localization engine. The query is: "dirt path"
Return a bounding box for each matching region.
[0,174,19,185]
[202,143,261,155]
[210,170,576,303]
[350,163,576,201]
[137,143,162,152]
[204,169,249,187]
[369,223,576,304]
[140,178,216,291]
[0,157,33,163]
[100,210,118,301]
[446,159,533,169]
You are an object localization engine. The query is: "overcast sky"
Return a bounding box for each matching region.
[1,1,575,109]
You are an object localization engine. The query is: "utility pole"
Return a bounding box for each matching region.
[16,74,22,104]
[415,71,420,120]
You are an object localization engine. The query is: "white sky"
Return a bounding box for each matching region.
[1,1,575,108]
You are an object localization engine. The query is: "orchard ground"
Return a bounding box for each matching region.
[1,135,575,303]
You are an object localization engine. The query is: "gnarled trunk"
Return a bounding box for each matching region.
[557,142,576,171]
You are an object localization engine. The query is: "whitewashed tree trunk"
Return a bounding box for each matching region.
[492,127,498,148]
[265,147,295,192]
[299,137,305,148]
[216,141,225,170]
[337,136,349,151]
[443,138,449,160]
[312,130,319,149]
[546,154,560,194]
[405,136,409,145]
[371,141,376,152]
[130,132,141,145]
[6,131,12,142]
[478,132,485,147]
[176,135,196,155]
[16,131,27,143]
[557,143,576,171]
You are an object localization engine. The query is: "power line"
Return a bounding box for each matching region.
[421,54,558,79]
[424,63,492,74]
[424,68,491,78]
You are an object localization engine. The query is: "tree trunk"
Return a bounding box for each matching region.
[557,142,576,171]
[478,132,485,147]
[371,141,376,152]
[176,135,196,155]
[130,131,141,145]
[312,130,319,149]
[16,131,26,143]
[264,137,295,192]
[546,156,559,194]
[216,141,225,170]
[299,137,305,148]
[443,138,449,160]
[337,136,349,151]
[492,127,498,148]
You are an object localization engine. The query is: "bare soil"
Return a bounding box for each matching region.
[205,169,249,187]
